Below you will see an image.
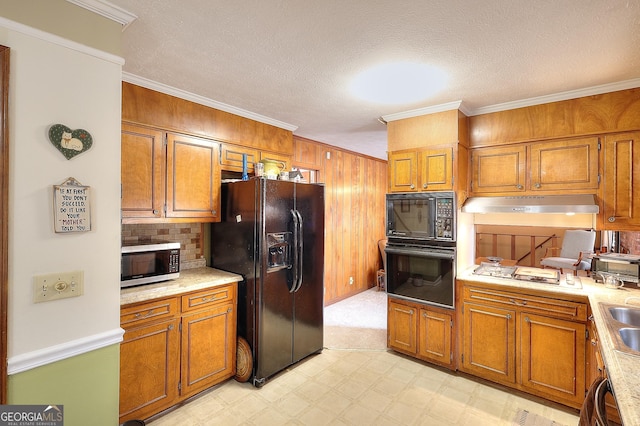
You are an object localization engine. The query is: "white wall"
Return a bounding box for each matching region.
[2,21,122,369]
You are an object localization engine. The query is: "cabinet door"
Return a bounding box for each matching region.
[520,313,586,406]
[602,132,640,229]
[121,124,165,220]
[418,308,452,366]
[119,319,180,423]
[180,302,236,398]
[462,302,516,384]
[388,300,417,353]
[471,145,526,194]
[529,137,599,192]
[388,151,418,192]
[166,133,220,221]
[220,143,259,173]
[418,148,452,191]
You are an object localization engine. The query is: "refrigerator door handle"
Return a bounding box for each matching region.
[290,209,300,293]
[294,209,304,292]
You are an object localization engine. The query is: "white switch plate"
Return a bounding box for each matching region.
[34,270,84,303]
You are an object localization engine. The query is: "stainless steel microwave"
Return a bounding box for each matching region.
[386,192,456,241]
[121,241,180,288]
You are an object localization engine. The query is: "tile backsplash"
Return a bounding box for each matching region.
[122,223,206,269]
[620,231,640,254]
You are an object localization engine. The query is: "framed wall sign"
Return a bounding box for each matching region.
[53,177,91,233]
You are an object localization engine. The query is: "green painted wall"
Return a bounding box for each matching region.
[7,345,120,426]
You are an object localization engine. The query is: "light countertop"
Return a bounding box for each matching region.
[120,267,242,306]
[458,268,640,425]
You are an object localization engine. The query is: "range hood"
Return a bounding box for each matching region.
[461,194,599,214]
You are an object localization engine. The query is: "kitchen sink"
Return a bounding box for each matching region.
[608,307,640,326]
[619,328,640,352]
[599,303,640,355]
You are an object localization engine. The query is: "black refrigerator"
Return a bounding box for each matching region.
[211,178,324,387]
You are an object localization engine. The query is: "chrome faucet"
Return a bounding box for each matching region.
[624,296,640,305]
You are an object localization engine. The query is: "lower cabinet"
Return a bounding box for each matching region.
[459,280,588,408]
[119,283,237,424]
[388,297,455,369]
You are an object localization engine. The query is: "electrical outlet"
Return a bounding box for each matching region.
[349,276,354,285]
[34,270,84,303]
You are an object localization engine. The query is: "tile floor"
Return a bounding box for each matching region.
[147,348,579,425]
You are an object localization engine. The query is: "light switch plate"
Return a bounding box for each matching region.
[34,270,84,303]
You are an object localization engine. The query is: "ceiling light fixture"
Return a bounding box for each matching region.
[349,62,448,105]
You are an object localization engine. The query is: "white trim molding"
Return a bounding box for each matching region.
[381,100,464,122]
[470,78,640,116]
[123,72,299,132]
[7,328,125,375]
[66,0,138,29]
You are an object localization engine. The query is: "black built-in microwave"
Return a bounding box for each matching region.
[386,192,456,242]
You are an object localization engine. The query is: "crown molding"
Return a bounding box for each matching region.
[381,100,463,122]
[66,0,137,29]
[123,72,299,132]
[468,78,640,116]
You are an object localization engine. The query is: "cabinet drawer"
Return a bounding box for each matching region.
[121,297,179,329]
[181,284,236,313]
[464,286,587,321]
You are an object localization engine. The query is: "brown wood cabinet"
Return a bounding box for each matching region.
[121,123,221,223]
[601,131,640,230]
[388,147,453,192]
[471,137,599,195]
[119,283,237,424]
[388,297,455,369]
[219,143,259,173]
[459,281,588,408]
[121,124,165,220]
[386,108,469,196]
[471,144,526,194]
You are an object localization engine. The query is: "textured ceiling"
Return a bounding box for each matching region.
[108,0,640,159]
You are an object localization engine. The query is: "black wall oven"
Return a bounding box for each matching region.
[385,241,455,308]
[385,192,456,309]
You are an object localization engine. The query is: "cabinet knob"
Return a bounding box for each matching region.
[534,183,541,189]
[410,184,415,189]
[524,316,530,322]
[516,184,523,190]
[506,314,512,320]
[212,210,217,215]
[422,183,427,189]
[153,209,159,214]
[608,216,616,222]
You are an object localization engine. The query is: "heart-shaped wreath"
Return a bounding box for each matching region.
[48,124,93,160]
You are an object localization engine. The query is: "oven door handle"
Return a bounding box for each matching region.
[385,246,455,260]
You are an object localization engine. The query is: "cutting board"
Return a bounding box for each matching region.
[515,267,558,279]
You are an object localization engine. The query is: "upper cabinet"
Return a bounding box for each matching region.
[165,132,220,221]
[122,123,221,223]
[387,109,469,195]
[389,147,453,192]
[601,131,640,230]
[471,137,600,195]
[121,124,165,220]
[471,144,526,194]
